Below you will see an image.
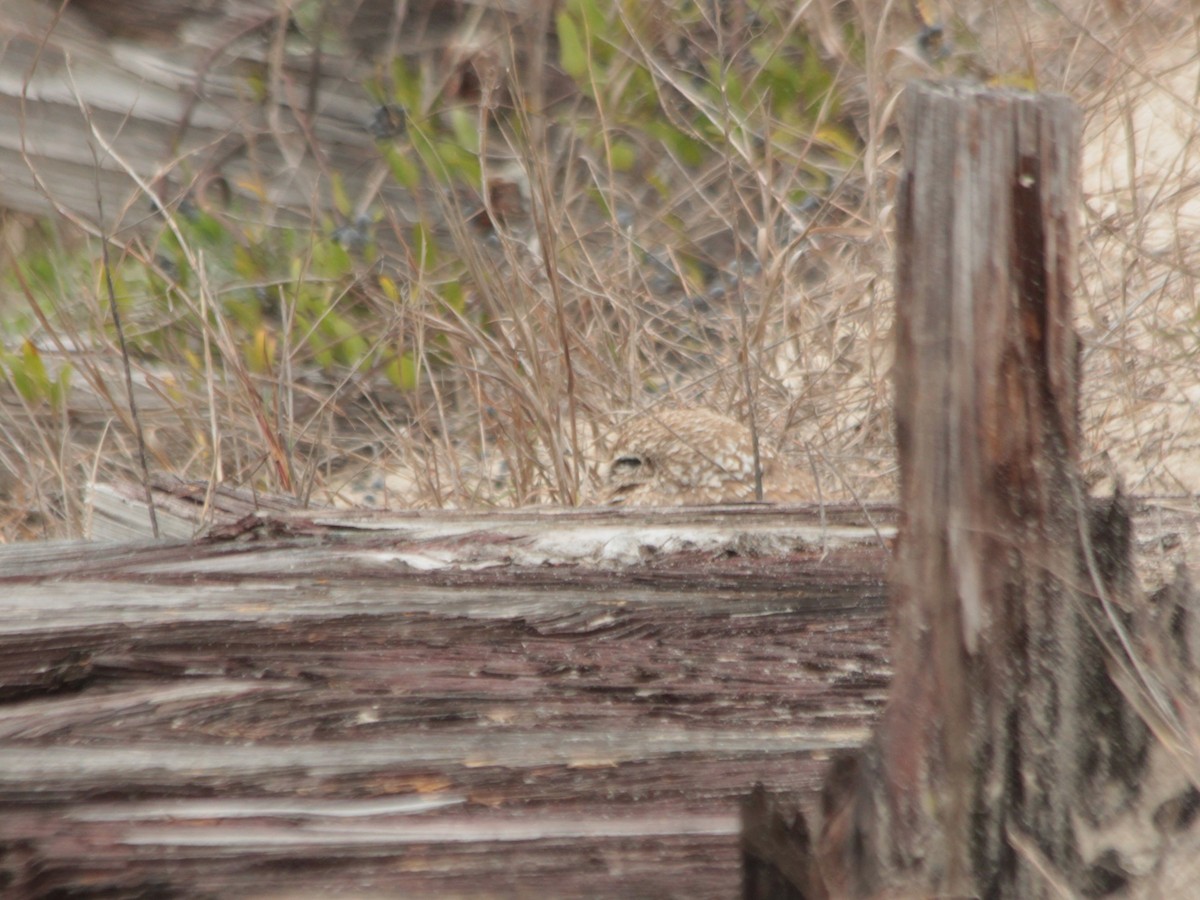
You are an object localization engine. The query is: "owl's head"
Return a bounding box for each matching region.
[604,449,657,500]
[597,407,796,506]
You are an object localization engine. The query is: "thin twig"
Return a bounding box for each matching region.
[94,177,160,540]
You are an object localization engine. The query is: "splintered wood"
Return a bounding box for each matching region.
[0,496,891,898]
[741,81,1200,900]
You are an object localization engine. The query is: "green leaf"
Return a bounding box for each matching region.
[50,363,73,410]
[609,139,637,172]
[449,108,479,154]
[11,340,52,404]
[815,123,858,164]
[383,145,419,188]
[411,223,437,271]
[435,140,481,183]
[324,314,368,367]
[22,339,48,381]
[245,326,276,374]
[377,275,400,303]
[313,344,335,369]
[391,57,422,110]
[191,210,228,246]
[388,351,420,390]
[585,186,612,217]
[232,244,261,280]
[329,172,352,219]
[648,122,706,167]
[409,129,452,184]
[315,239,352,278]
[556,12,588,80]
[439,279,465,315]
[575,0,607,40]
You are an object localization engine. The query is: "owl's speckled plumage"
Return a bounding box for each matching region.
[601,408,813,506]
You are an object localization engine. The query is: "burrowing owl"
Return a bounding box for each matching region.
[600,408,814,505]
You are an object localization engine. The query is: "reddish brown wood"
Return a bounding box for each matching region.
[742,81,1196,899]
[878,80,1088,897]
[0,501,892,898]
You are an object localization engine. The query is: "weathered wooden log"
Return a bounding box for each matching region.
[874,79,1092,898]
[0,501,893,897]
[743,81,1189,898]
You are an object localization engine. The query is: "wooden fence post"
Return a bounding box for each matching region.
[745,81,1155,898]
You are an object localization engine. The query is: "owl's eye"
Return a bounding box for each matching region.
[612,455,645,472]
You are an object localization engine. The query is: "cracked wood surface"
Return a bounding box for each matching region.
[0,483,893,898]
[4,481,1195,896]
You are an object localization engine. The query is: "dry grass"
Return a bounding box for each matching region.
[0,0,1197,543]
[3,2,1200,890]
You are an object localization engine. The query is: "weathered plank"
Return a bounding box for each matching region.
[5,481,1195,896]
[0,499,891,897]
[743,81,1200,900]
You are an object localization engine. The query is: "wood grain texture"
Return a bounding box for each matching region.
[746,82,1198,900]
[0,497,891,897]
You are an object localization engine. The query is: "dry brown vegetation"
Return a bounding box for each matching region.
[0,0,1197,543]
